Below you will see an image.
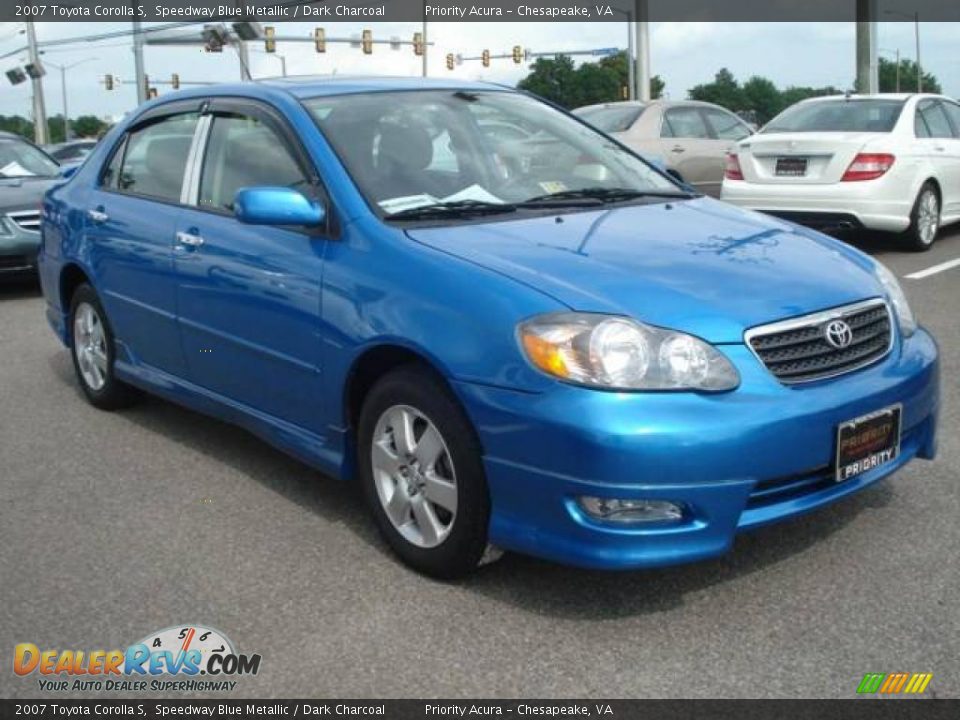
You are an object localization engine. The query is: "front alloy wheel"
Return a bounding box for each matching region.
[358,365,494,578]
[371,405,458,548]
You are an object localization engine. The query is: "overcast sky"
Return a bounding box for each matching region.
[0,21,956,123]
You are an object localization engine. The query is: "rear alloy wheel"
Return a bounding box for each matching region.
[904,184,940,252]
[358,365,495,578]
[69,284,139,410]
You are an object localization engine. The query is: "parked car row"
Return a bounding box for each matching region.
[575,93,960,251]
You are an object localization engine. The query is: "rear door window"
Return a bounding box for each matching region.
[917,101,954,139]
[112,113,199,202]
[661,107,710,139]
[702,108,751,140]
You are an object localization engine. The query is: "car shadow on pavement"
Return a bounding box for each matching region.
[0,278,42,300]
[47,348,894,619]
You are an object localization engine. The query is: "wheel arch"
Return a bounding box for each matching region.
[59,263,93,343]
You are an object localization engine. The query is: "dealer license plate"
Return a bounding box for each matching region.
[775,157,808,176]
[835,404,901,483]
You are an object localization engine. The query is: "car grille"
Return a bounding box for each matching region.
[746,300,892,384]
[7,210,41,233]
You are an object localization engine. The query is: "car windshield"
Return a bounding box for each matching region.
[575,104,646,133]
[0,137,60,178]
[305,90,677,219]
[763,99,905,133]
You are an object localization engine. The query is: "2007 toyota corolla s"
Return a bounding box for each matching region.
[37,78,939,578]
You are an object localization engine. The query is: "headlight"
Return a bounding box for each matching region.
[874,262,916,337]
[518,313,739,391]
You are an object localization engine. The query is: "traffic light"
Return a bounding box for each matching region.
[143,75,150,97]
[362,29,373,55]
[481,49,490,68]
[446,53,455,71]
[621,85,628,100]
[512,45,523,64]
[314,27,326,53]
[264,26,275,53]
[413,32,423,57]
[104,74,114,91]
[148,87,158,99]
[171,73,180,90]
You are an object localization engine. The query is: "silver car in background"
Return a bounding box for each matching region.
[574,100,753,196]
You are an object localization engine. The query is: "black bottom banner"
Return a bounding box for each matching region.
[1,700,958,720]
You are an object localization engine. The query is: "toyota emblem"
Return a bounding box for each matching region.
[824,320,854,349]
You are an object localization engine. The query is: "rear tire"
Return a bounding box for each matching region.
[357,365,492,579]
[903,183,940,252]
[69,284,139,410]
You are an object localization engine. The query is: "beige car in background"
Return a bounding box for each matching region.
[574,100,754,196]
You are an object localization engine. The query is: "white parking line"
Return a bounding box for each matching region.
[905,258,960,280]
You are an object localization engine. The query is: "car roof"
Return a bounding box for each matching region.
[574,99,736,113]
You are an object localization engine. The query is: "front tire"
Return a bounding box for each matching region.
[357,365,492,579]
[69,284,139,410]
[903,183,940,252]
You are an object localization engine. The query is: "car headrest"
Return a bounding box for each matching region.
[377,122,433,172]
[145,135,192,191]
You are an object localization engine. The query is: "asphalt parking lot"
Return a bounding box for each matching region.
[1,227,958,700]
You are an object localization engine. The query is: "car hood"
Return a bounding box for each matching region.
[0,176,59,213]
[406,197,883,343]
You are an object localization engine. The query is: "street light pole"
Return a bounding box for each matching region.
[25,21,49,145]
[422,8,428,77]
[45,58,98,141]
[132,14,147,104]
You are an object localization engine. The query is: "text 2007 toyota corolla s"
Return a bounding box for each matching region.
[37,78,939,578]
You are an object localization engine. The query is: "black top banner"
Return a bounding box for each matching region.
[4,0,960,23]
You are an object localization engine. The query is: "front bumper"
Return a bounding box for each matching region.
[721,177,913,233]
[455,329,939,570]
[0,224,41,278]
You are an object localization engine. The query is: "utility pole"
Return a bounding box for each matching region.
[913,12,921,91]
[626,11,635,100]
[422,11,428,77]
[132,12,147,103]
[634,0,651,101]
[25,21,49,145]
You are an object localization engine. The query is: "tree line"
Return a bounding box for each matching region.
[518,54,942,125]
[0,114,110,145]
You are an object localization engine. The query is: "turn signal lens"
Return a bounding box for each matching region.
[841,153,895,181]
[724,152,744,180]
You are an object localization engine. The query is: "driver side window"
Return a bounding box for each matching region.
[199,114,308,212]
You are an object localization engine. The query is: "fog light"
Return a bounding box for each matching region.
[577,497,684,524]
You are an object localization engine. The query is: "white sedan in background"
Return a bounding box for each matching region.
[721,94,960,251]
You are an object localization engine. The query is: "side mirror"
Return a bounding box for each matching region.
[234,187,326,227]
[59,164,80,180]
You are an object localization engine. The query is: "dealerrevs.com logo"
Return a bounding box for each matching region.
[13,624,261,693]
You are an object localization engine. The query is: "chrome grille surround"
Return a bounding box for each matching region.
[745,298,894,384]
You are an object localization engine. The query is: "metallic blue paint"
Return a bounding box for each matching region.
[38,78,940,570]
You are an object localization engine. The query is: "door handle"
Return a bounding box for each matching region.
[176,231,204,248]
[87,209,109,223]
[671,145,686,153]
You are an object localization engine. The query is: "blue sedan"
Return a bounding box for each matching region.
[38,78,939,577]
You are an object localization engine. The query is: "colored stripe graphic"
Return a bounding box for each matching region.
[858,673,932,694]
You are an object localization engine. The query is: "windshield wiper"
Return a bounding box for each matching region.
[387,200,518,221]
[520,186,697,206]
